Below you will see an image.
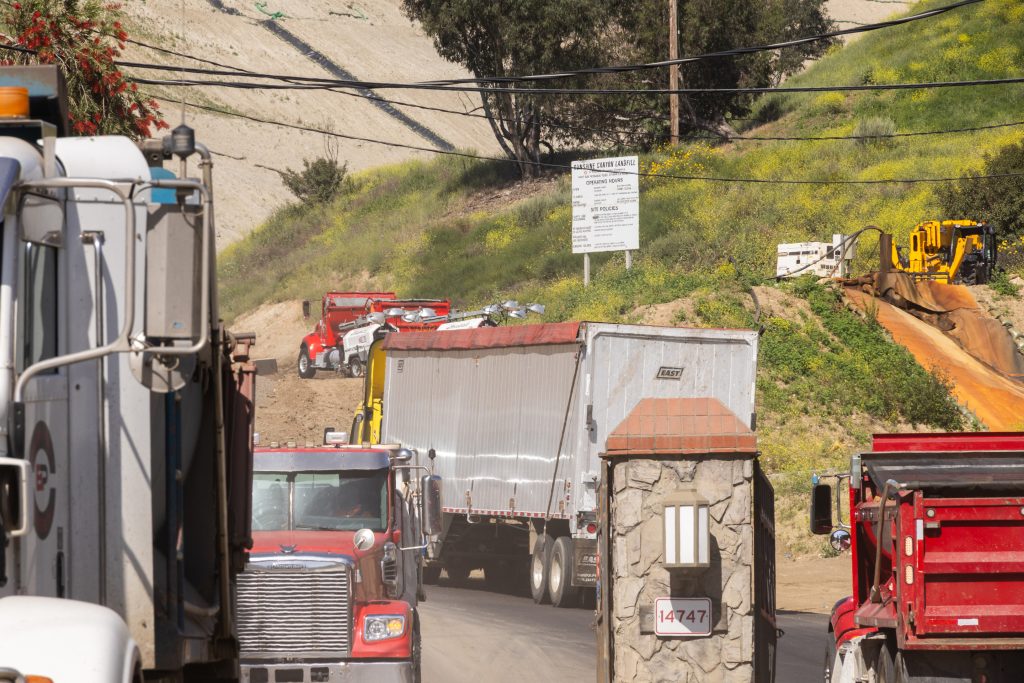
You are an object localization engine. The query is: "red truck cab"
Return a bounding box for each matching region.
[298,293,450,378]
[812,432,1024,683]
[237,444,440,683]
[298,292,395,378]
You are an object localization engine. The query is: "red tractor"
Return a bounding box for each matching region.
[812,432,1024,682]
[298,292,449,378]
[238,438,442,682]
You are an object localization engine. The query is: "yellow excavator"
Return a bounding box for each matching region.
[888,219,997,285]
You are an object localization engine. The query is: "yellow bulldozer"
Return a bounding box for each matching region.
[888,219,997,285]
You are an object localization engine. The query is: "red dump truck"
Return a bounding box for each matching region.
[298,292,450,378]
[237,441,441,683]
[811,432,1024,683]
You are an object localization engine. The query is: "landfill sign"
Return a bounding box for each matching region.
[571,156,639,254]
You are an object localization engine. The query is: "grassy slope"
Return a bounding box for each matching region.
[220,0,1022,554]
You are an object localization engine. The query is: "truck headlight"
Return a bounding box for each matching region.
[363,614,406,642]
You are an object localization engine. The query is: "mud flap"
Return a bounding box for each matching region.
[571,538,598,587]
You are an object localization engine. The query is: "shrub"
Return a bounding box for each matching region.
[811,92,846,116]
[989,269,1021,297]
[281,150,348,205]
[853,117,897,147]
[938,141,1024,239]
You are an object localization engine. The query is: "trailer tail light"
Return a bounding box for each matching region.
[904,536,913,557]
[905,565,914,585]
[587,523,597,534]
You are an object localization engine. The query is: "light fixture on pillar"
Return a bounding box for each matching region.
[663,492,710,569]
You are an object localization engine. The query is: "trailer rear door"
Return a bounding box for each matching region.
[574,324,759,517]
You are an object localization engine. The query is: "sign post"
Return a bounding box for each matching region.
[571,156,640,286]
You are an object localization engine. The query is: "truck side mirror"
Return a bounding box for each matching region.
[302,300,311,319]
[420,475,442,536]
[810,483,833,535]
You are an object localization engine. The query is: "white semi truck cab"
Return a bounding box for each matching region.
[0,67,255,682]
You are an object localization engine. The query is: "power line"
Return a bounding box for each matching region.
[0,0,978,91]
[120,29,1024,144]
[126,73,1024,97]
[120,34,1024,144]
[182,100,1024,186]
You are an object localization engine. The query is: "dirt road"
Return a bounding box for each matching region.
[234,300,366,444]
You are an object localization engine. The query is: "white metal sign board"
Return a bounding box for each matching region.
[571,155,639,254]
[654,597,713,637]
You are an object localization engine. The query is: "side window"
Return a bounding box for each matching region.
[21,242,59,371]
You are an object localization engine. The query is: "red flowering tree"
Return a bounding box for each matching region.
[1,0,166,138]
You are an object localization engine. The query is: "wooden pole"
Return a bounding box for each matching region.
[669,0,679,145]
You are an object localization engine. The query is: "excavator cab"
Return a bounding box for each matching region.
[890,219,997,285]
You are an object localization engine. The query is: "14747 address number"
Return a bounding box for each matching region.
[654,597,712,637]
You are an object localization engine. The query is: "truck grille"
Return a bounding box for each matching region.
[236,564,352,656]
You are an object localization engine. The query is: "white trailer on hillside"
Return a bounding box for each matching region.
[379,322,757,607]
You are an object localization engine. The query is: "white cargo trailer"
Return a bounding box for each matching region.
[380,322,757,606]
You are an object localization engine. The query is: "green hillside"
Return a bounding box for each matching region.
[219,0,1023,554]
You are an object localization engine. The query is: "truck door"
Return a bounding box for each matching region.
[15,238,70,599]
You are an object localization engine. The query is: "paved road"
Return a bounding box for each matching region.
[419,579,829,682]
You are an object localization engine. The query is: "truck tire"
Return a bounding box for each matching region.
[297,347,316,379]
[412,612,422,683]
[530,534,553,604]
[823,634,836,683]
[483,561,506,592]
[548,536,579,608]
[423,564,442,585]
[873,642,896,683]
[349,357,365,378]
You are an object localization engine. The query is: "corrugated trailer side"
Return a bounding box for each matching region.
[381,322,583,519]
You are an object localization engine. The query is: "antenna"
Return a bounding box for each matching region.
[179,0,187,126]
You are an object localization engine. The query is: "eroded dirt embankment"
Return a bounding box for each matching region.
[844,275,1024,430]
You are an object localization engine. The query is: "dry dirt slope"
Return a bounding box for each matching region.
[232,300,364,445]
[121,0,909,247]
[122,0,498,245]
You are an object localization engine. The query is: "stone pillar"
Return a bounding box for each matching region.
[599,397,763,683]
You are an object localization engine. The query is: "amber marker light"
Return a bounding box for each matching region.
[0,86,29,118]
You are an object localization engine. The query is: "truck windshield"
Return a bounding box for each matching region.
[252,470,388,532]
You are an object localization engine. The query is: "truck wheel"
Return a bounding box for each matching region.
[548,536,579,608]
[297,347,316,379]
[530,534,553,604]
[873,642,896,683]
[423,565,442,585]
[412,612,422,683]
[823,634,836,682]
[349,357,365,378]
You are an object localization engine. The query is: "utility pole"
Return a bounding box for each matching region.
[668,0,679,145]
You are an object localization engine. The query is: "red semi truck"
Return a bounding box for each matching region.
[298,292,450,378]
[811,432,1024,683]
[237,440,441,683]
